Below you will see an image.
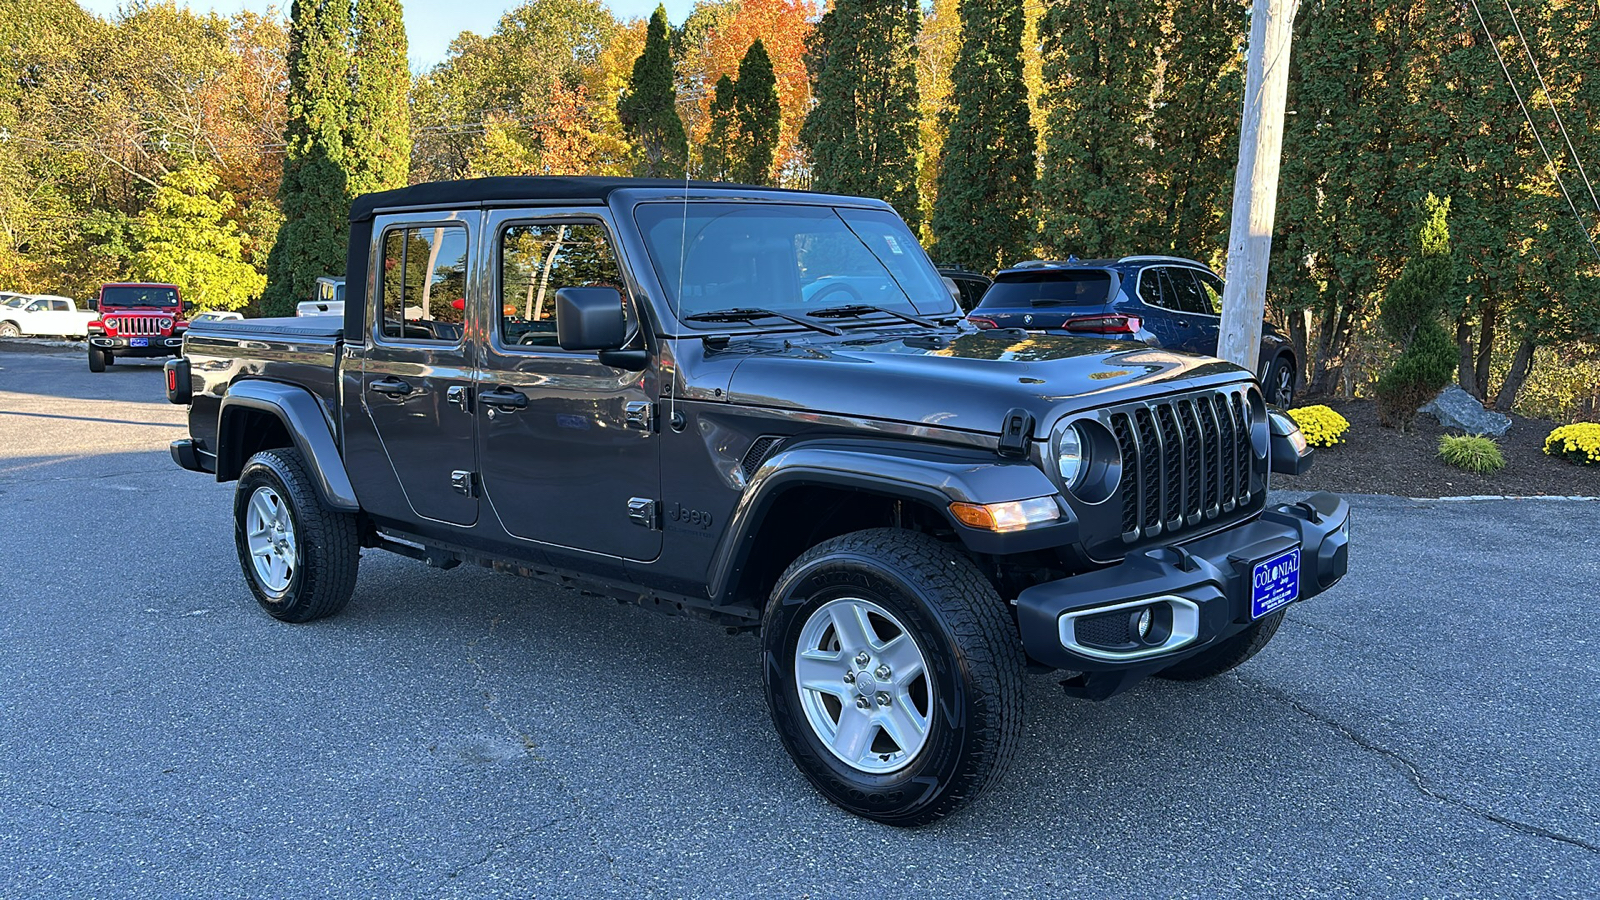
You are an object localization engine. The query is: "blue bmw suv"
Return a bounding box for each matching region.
[967,255,1300,406]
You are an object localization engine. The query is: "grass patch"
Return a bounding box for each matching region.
[1437,434,1506,474]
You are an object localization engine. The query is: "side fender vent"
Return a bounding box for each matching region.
[740,435,784,479]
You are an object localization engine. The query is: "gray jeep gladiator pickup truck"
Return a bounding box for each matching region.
[166,176,1350,826]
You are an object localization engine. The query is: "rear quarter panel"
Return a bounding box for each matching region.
[183,319,343,453]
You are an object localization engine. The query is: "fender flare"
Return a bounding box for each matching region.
[217,380,360,511]
[706,438,1074,603]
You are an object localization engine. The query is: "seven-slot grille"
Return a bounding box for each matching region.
[1106,389,1257,542]
[113,316,164,336]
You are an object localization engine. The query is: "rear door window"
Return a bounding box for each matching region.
[1165,268,1214,315]
[979,271,1114,308]
[1193,270,1225,315]
[380,225,469,343]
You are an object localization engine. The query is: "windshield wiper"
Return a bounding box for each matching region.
[682,307,844,336]
[807,304,939,327]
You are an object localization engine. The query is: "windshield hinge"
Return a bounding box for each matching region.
[998,408,1033,459]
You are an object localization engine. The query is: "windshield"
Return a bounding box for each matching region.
[634,203,955,325]
[980,271,1114,308]
[101,286,178,307]
[1,295,27,309]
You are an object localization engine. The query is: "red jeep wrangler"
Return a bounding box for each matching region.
[87,283,189,372]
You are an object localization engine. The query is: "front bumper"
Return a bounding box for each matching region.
[1015,492,1350,683]
[89,334,183,356]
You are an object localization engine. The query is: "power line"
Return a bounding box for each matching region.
[1500,0,1600,218]
[1466,0,1600,263]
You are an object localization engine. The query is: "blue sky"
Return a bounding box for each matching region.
[73,0,697,70]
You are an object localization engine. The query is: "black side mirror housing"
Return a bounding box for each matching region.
[556,287,627,351]
[85,298,98,311]
[183,300,195,312]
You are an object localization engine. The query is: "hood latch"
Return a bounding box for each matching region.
[997,408,1033,459]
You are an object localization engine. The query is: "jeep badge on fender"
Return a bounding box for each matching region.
[165,175,1348,827]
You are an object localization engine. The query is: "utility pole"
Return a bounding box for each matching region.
[1219,0,1298,378]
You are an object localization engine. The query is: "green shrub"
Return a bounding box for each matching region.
[1374,195,1461,432]
[1437,434,1506,474]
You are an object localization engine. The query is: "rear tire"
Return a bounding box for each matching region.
[761,528,1023,826]
[234,447,359,622]
[1264,355,1296,407]
[0,322,19,338]
[87,347,106,372]
[1154,610,1285,681]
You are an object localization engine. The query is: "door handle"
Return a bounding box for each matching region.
[369,376,413,396]
[479,387,528,411]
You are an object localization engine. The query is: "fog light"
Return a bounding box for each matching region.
[949,497,1061,533]
[1136,607,1153,640]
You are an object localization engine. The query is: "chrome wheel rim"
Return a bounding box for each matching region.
[794,597,933,775]
[245,485,296,593]
[1273,367,1294,406]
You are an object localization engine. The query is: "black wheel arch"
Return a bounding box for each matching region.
[215,380,360,511]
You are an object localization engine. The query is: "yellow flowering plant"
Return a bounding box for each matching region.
[1544,423,1600,466]
[1287,405,1350,448]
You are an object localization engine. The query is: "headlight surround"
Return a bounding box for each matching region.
[159,317,174,328]
[1049,415,1123,503]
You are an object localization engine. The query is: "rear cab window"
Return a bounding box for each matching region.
[379,225,469,343]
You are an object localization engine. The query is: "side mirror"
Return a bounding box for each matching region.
[556,287,627,351]
[85,298,98,311]
[183,300,195,312]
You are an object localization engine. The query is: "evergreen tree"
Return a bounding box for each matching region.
[1036,0,1162,258]
[701,74,738,181]
[930,0,1035,272]
[131,163,266,311]
[1375,195,1460,431]
[349,0,410,195]
[733,39,780,185]
[801,0,922,226]
[619,5,687,178]
[262,0,354,316]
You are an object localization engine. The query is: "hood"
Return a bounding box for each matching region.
[717,330,1250,437]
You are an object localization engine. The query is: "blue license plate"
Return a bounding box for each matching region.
[130,337,148,347]
[1251,548,1301,619]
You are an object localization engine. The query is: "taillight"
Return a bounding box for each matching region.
[1065,314,1142,335]
[969,316,999,330]
[166,366,177,392]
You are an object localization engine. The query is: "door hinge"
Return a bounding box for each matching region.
[627,497,658,529]
[450,470,477,497]
[625,400,656,433]
[998,407,1034,458]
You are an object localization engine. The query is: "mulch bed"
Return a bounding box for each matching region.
[1275,398,1600,498]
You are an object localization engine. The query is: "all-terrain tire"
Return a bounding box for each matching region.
[87,347,106,372]
[1154,609,1286,681]
[761,528,1024,826]
[103,351,115,365]
[234,447,360,623]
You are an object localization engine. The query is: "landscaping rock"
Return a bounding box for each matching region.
[1421,384,1511,436]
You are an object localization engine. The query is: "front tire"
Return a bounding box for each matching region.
[87,347,106,372]
[761,528,1024,826]
[1154,610,1285,681]
[234,447,359,622]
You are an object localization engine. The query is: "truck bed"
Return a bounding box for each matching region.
[181,316,346,454]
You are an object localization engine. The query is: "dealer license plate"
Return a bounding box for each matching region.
[1251,548,1300,619]
[130,337,148,347]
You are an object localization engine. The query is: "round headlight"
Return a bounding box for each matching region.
[1055,423,1088,488]
[160,317,173,328]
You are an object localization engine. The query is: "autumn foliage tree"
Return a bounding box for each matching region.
[131,163,266,311]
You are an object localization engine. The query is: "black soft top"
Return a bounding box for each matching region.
[349,176,788,222]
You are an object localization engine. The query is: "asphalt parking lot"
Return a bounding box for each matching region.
[1,347,1596,899]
